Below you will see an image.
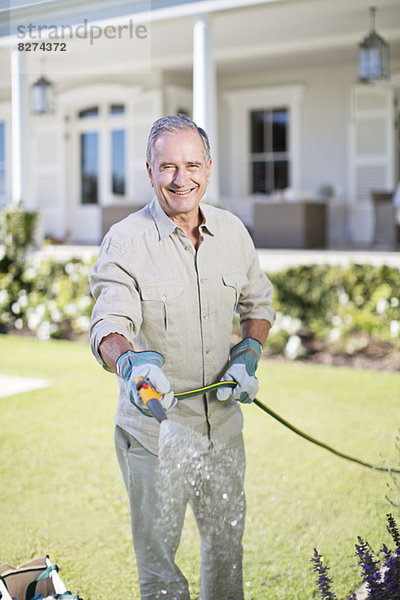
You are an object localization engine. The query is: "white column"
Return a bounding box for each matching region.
[11,46,27,206]
[192,14,219,204]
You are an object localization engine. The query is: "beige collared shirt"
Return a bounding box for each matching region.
[89,198,275,454]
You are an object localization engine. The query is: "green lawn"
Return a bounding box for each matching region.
[1,334,400,600]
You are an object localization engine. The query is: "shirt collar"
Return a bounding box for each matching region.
[149,198,215,240]
[199,203,215,237]
[149,198,176,240]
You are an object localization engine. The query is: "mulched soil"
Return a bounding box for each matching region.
[263,335,400,372]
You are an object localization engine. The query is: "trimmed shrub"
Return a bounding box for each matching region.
[268,264,400,357]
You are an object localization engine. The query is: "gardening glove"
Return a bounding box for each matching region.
[217,337,262,404]
[116,350,176,417]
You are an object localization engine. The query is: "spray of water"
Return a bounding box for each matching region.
[156,419,246,597]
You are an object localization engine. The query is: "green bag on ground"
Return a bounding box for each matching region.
[0,557,81,600]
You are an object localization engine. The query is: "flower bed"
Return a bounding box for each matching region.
[1,253,399,371]
[0,253,94,340]
[266,264,400,370]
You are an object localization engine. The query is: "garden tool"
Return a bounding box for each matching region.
[135,376,168,423]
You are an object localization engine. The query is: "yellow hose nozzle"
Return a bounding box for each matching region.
[135,376,167,422]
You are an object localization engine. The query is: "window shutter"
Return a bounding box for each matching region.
[350,86,394,202]
[349,85,394,243]
[30,117,66,240]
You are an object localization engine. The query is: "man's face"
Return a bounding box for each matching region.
[146,129,212,220]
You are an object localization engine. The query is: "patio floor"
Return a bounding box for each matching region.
[37,244,400,273]
[256,247,400,272]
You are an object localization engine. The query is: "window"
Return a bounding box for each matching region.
[0,122,5,196]
[111,130,126,195]
[80,132,98,204]
[78,106,99,119]
[249,108,290,194]
[74,95,130,206]
[110,104,125,115]
[224,85,303,203]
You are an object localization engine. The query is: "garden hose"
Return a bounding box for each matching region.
[175,381,400,474]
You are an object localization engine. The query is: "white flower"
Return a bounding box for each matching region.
[14,318,23,330]
[77,296,92,310]
[27,312,41,331]
[391,297,399,308]
[76,316,90,332]
[24,267,37,280]
[284,335,305,360]
[11,302,21,315]
[50,308,62,323]
[0,289,9,304]
[65,303,78,317]
[328,328,341,342]
[279,315,302,335]
[331,315,341,326]
[376,298,389,315]
[65,262,75,275]
[36,304,46,317]
[37,321,51,340]
[390,320,399,338]
[18,292,28,308]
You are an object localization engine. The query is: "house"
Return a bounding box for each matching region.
[0,0,399,247]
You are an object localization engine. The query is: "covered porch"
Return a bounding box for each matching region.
[0,0,399,247]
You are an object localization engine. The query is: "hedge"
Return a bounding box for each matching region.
[1,253,399,359]
[268,263,400,358]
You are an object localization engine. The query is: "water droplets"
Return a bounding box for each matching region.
[156,418,246,593]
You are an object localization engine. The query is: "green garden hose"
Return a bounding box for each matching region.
[175,381,400,474]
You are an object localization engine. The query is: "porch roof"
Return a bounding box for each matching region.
[0,0,399,78]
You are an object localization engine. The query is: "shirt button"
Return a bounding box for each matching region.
[203,314,208,320]
[161,295,166,302]
[185,246,191,251]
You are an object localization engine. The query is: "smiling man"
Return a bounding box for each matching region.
[147,126,211,233]
[89,114,275,600]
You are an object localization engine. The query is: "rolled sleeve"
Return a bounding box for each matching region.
[89,235,142,369]
[237,223,275,327]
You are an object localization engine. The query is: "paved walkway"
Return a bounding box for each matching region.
[37,244,400,273]
[257,248,400,272]
[0,374,51,398]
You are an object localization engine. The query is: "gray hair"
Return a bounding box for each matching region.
[146,114,211,166]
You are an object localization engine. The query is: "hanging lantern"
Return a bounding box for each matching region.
[358,7,390,81]
[31,75,55,114]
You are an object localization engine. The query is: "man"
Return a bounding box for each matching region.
[89,114,275,600]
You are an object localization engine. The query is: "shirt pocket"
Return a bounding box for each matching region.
[139,280,185,331]
[221,271,248,312]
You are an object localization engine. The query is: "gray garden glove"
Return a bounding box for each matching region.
[217,337,263,404]
[116,350,176,417]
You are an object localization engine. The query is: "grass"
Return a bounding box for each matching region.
[1,334,400,599]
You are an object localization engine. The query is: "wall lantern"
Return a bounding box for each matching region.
[31,75,55,115]
[358,6,390,81]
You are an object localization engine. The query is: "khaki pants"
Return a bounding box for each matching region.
[115,425,246,600]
